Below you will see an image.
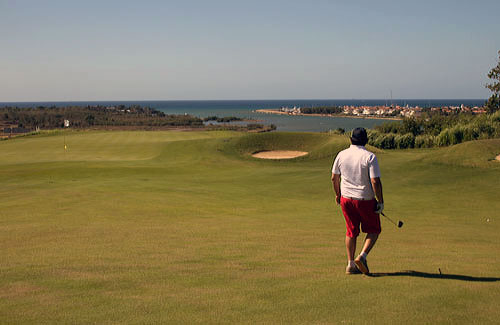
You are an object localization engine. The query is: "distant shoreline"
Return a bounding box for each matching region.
[255,109,402,121]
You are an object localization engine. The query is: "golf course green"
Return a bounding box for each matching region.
[1,130,499,323]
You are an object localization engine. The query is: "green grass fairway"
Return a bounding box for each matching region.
[1,131,499,324]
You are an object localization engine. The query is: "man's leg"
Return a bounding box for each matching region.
[354,200,382,274]
[345,235,356,261]
[355,233,378,274]
[340,197,361,274]
[360,233,378,255]
[345,235,360,274]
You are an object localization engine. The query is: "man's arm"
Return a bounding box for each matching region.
[332,173,341,205]
[370,177,384,204]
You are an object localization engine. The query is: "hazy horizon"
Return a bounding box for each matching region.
[0,98,489,104]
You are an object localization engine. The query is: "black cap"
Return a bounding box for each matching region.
[351,127,368,145]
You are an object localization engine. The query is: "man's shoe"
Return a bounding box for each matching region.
[345,265,361,275]
[354,256,370,275]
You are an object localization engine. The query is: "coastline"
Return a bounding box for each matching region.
[255,109,402,121]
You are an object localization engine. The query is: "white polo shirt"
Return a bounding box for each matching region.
[332,145,381,199]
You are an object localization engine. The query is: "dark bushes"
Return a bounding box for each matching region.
[368,131,415,149]
[301,106,343,114]
[369,111,500,149]
[0,105,204,129]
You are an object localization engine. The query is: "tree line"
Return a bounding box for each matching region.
[203,116,243,123]
[368,110,500,149]
[0,105,204,129]
[300,106,344,114]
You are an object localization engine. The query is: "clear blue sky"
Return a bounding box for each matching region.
[1,0,499,101]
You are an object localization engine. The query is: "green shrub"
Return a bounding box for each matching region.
[395,133,415,149]
[491,110,500,123]
[462,124,480,142]
[369,111,500,149]
[368,131,385,148]
[448,125,465,145]
[380,133,396,149]
[376,122,401,134]
[436,129,452,147]
[414,134,435,148]
[476,123,495,139]
[368,130,380,143]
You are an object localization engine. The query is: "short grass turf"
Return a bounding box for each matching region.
[1,131,499,324]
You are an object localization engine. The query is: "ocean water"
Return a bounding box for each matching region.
[0,99,485,132]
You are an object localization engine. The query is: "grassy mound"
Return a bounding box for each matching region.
[419,138,500,168]
[223,132,351,161]
[0,130,233,164]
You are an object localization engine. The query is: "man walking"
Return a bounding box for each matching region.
[331,127,384,275]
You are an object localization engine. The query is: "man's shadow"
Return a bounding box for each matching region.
[367,270,500,282]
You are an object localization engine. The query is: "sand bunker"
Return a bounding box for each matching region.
[496,154,500,161]
[252,150,308,159]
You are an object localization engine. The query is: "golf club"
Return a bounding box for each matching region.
[381,212,404,228]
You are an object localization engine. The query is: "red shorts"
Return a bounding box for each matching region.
[340,197,381,238]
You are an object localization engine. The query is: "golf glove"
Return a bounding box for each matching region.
[375,202,384,214]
